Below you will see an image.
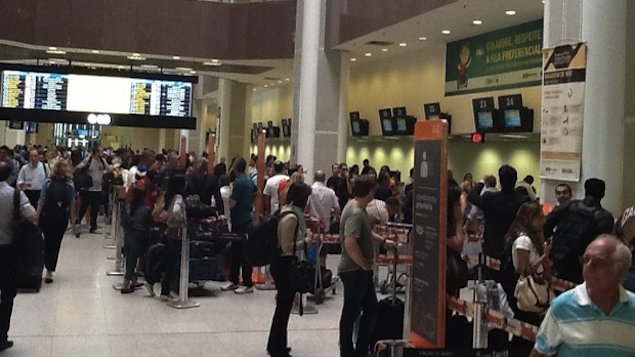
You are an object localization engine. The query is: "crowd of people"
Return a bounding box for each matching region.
[0,143,634,356]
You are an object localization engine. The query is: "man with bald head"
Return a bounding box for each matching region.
[531,235,635,356]
[307,170,340,231]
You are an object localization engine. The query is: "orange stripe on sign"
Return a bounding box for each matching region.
[415,120,447,140]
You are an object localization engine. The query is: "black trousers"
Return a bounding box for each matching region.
[24,190,41,208]
[0,246,17,344]
[267,256,294,355]
[42,215,69,272]
[161,238,181,296]
[229,222,253,287]
[78,190,101,230]
[339,269,378,357]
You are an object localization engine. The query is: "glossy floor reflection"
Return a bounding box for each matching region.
[6,227,342,357]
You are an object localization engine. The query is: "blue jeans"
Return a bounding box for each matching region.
[339,269,377,357]
[123,229,146,280]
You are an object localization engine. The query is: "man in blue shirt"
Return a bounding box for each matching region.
[531,235,635,356]
[221,157,257,295]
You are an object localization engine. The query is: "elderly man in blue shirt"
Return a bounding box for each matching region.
[531,235,635,357]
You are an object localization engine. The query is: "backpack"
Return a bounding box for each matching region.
[41,179,72,224]
[550,201,608,276]
[245,210,297,267]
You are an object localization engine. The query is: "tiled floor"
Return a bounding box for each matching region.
[5,226,342,357]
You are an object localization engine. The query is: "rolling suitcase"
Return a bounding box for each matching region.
[372,245,404,344]
[13,190,44,292]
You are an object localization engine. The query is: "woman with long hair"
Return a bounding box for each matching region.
[266,182,313,357]
[37,159,75,284]
[120,187,151,294]
[503,201,551,354]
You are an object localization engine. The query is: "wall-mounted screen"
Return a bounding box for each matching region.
[1,69,193,117]
[352,121,361,133]
[477,111,494,129]
[8,120,23,129]
[503,109,521,128]
[25,121,38,133]
[397,118,407,132]
[382,119,393,132]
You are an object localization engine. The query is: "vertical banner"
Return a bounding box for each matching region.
[411,120,448,348]
[254,130,266,220]
[179,135,187,168]
[540,43,587,181]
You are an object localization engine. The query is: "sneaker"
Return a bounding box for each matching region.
[143,282,155,297]
[234,285,254,294]
[44,271,54,284]
[220,282,239,291]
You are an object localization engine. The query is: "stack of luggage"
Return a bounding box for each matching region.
[185,200,228,284]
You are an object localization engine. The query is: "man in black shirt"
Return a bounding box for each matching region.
[326,163,340,189]
[468,165,529,262]
[328,162,351,211]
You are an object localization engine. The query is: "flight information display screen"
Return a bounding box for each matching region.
[1,70,192,117]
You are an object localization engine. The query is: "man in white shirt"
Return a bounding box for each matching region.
[263,161,288,215]
[307,170,340,230]
[17,149,48,207]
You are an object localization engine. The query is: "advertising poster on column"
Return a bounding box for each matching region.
[410,120,448,348]
[540,43,587,181]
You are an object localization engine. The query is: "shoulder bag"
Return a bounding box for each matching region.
[515,273,554,313]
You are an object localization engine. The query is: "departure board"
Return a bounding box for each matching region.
[1,69,192,117]
[1,71,68,110]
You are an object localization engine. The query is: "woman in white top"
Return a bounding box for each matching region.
[504,201,551,354]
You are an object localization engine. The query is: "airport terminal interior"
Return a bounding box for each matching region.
[0,0,634,356]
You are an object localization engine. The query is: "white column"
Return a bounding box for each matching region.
[218,78,232,161]
[541,0,627,214]
[293,0,349,182]
[295,0,320,181]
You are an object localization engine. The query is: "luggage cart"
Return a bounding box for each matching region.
[375,223,413,295]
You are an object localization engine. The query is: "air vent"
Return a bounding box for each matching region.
[264,77,280,81]
[366,41,394,47]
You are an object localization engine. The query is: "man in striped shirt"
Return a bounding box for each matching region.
[531,235,635,356]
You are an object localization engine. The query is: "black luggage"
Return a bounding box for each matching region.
[190,240,217,258]
[145,242,166,284]
[13,190,44,292]
[372,246,404,344]
[189,257,218,282]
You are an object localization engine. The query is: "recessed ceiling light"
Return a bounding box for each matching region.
[203,61,221,66]
[173,56,181,60]
[277,80,283,84]
[189,71,196,75]
[48,47,57,50]
[364,52,372,57]
[132,53,141,57]
[442,30,451,35]
[473,20,483,25]
[176,67,192,71]
[381,48,388,52]
[46,50,66,55]
[211,59,220,63]
[350,58,357,62]
[505,10,516,15]
[398,43,407,47]
[118,65,125,69]
[285,78,290,81]
[127,55,145,60]
[418,36,427,41]
[140,64,158,69]
[264,84,269,88]
[253,88,257,91]
[91,50,100,54]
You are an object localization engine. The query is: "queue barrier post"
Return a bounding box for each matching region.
[104,189,118,250]
[472,253,488,349]
[168,226,200,309]
[107,199,125,279]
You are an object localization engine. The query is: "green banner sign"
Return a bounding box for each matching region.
[445,19,543,96]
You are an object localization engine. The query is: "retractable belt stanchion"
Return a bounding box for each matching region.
[168,225,200,309]
[107,198,125,280]
[472,253,488,349]
[104,188,118,250]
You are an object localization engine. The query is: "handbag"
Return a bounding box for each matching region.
[515,274,554,313]
[288,219,313,316]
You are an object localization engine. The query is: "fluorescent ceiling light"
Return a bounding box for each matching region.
[364,52,372,57]
[418,36,427,41]
[473,20,483,25]
[127,55,145,60]
[264,85,269,87]
[176,67,192,71]
[285,78,290,81]
[203,61,221,66]
[189,71,196,75]
[46,50,66,54]
[91,50,100,54]
[172,56,181,60]
[132,53,141,56]
[505,10,516,15]
[381,48,388,52]
[350,58,357,62]
[48,47,57,50]
[398,43,407,47]
[277,80,283,84]
[140,64,158,69]
[442,30,451,35]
